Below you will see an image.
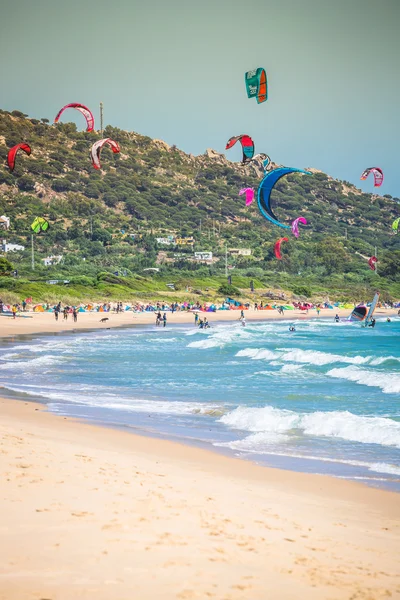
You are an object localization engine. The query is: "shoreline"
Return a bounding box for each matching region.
[1,310,399,494]
[1,396,399,599]
[0,305,398,338]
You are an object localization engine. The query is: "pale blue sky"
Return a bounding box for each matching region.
[1,0,399,196]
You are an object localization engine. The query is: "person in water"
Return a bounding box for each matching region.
[368,318,376,328]
[334,314,340,322]
[289,325,296,332]
[387,317,391,322]
[241,317,246,327]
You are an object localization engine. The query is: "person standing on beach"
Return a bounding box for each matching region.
[163,312,167,327]
[12,304,17,319]
[54,306,59,321]
[73,307,78,323]
[194,312,199,326]
[63,306,68,320]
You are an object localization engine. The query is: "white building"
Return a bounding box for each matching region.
[42,255,63,266]
[229,248,252,256]
[156,237,175,245]
[194,251,213,262]
[1,239,25,252]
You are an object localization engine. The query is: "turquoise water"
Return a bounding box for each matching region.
[1,317,399,489]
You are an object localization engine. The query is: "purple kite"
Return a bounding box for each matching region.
[291,216,307,238]
[239,187,255,206]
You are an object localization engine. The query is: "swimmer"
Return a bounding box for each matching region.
[289,325,296,332]
[387,317,391,322]
[334,314,340,323]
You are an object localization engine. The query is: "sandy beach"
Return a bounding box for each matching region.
[0,397,399,600]
[0,306,398,338]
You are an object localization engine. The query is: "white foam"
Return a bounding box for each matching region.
[236,346,373,367]
[236,348,278,360]
[0,355,62,371]
[219,406,400,448]
[187,326,253,349]
[277,348,371,366]
[327,365,400,394]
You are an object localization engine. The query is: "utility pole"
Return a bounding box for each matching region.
[31,234,34,271]
[100,101,104,135]
[225,245,228,277]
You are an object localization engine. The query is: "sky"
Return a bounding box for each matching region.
[0,0,399,196]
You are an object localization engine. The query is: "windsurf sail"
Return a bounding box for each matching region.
[348,305,368,322]
[362,292,380,328]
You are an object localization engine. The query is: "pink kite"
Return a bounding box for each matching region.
[368,256,378,271]
[291,216,307,238]
[274,237,289,260]
[360,167,383,188]
[54,103,95,132]
[239,187,255,206]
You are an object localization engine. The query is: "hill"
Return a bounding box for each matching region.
[0,108,399,304]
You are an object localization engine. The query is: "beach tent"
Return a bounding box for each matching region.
[78,307,85,312]
[33,305,45,312]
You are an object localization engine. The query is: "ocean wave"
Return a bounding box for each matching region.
[236,348,278,360]
[0,355,63,371]
[2,383,225,418]
[327,365,400,394]
[219,406,400,448]
[187,326,253,349]
[235,346,399,370]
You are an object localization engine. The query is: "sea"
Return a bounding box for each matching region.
[1,316,399,491]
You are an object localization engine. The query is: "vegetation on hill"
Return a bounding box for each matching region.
[0,108,399,303]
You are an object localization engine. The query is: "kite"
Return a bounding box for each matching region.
[291,216,307,238]
[257,167,311,229]
[54,103,95,132]
[7,143,31,172]
[226,135,255,164]
[251,153,271,172]
[239,188,255,206]
[360,167,383,187]
[245,68,267,104]
[368,256,378,271]
[274,237,289,260]
[31,217,49,234]
[392,217,399,233]
[90,138,120,170]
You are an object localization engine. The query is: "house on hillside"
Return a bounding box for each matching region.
[1,239,25,252]
[229,248,252,256]
[42,255,63,267]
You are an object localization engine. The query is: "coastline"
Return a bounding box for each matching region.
[0,305,398,338]
[1,396,399,599]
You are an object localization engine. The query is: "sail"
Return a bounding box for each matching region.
[362,292,380,327]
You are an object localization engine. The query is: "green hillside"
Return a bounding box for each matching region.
[0,108,399,304]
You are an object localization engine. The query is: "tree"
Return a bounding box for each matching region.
[379,251,400,280]
[0,257,14,275]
